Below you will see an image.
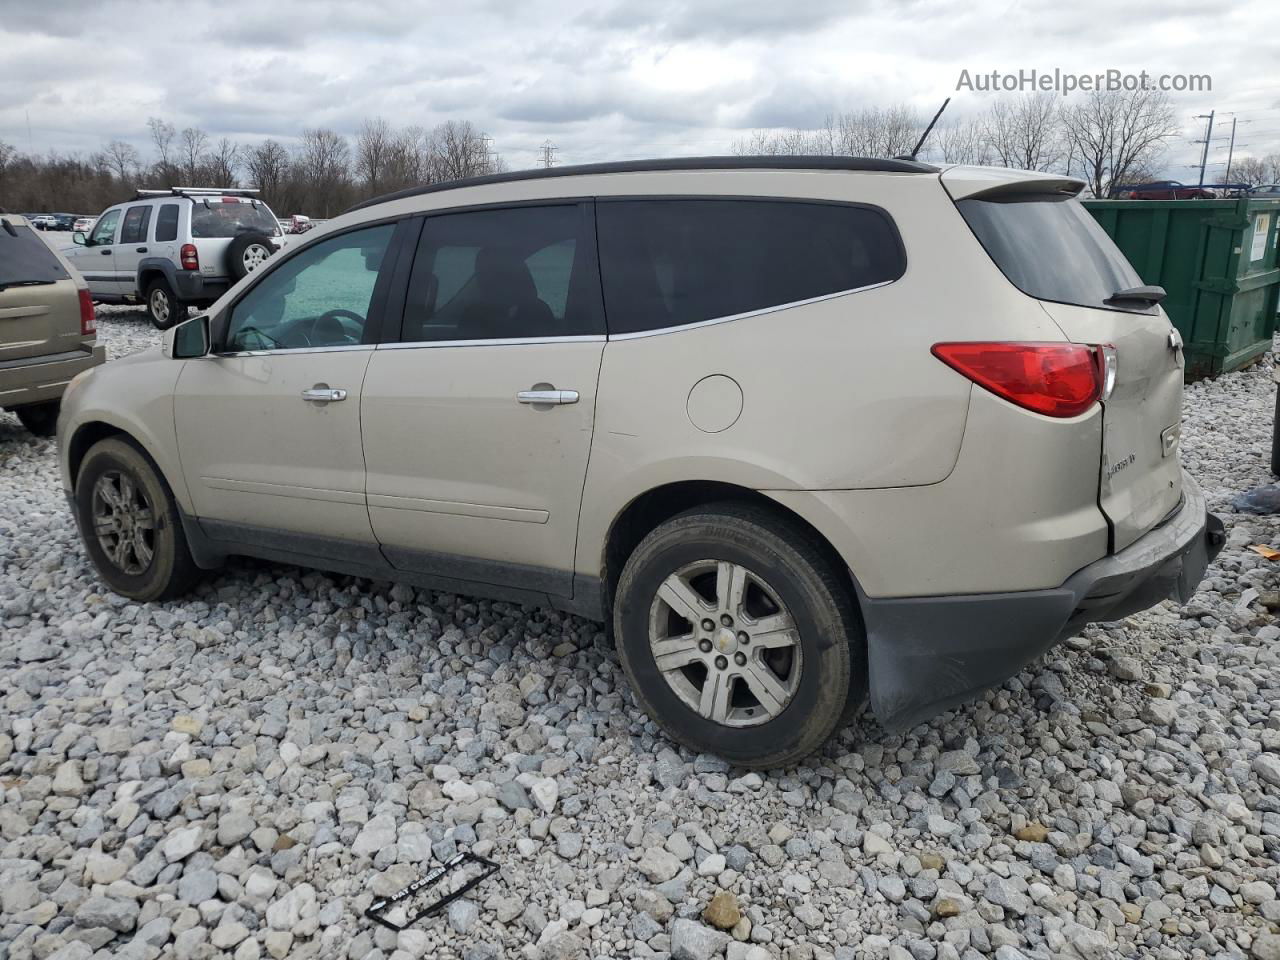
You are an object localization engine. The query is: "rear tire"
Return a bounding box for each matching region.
[613,502,861,768]
[74,436,201,601]
[15,401,59,437]
[146,278,187,330]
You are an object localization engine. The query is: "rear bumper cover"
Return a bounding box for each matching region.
[171,271,230,303]
[861,470,1224,732]
[0,344,106,408]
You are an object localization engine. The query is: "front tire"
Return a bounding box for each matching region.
[613,502,861,768]
[146,278,188,330]
[15,401,59,437]
[74,437,200,601]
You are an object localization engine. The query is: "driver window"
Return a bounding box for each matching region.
[90,209,120,246]
[224,224,394,353]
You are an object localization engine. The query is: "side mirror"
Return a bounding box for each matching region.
[170,315,211,359]
[73,231,86,245]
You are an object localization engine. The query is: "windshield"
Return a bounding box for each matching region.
[956,193,1145,312]
[0,221,71,286]
[190,200,280,239]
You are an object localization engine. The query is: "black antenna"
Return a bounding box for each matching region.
[905,97,951,160]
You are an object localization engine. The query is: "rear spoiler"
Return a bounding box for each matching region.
[940,166,1086,201]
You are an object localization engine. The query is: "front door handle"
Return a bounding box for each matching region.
[517,389,579,405]
[301,387,347,403]
[136,246,147,253]
[101,249,111,255]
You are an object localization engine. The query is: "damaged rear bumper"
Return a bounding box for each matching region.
[859,470,1224,732]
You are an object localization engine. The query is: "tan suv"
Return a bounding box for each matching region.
[56,158,1224,766]
[1,213,105,435]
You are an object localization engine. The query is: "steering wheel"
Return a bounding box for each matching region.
[284,309,365,348]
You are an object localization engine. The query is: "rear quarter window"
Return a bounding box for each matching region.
[596,198,905,335]
[956,194,1144,312]
[0,221,71,286]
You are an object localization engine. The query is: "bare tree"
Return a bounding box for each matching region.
[983,94,1062,171]
[243,139,289,201]
[355,117,393,193]
[928,118,995,165]
[731,128,829,156]
[1231,157,1269,187]
[428,120,496,181]
[147,117,176,171]
[1061,89,1177,198]
[207,137,239,186]
[101,139,141,184]
[297,128,351,215]
[179,127,209,183]
[828,105,922,158]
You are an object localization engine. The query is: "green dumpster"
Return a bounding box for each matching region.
[1083,197,1280,381]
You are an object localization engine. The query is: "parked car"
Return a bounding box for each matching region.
[72,216,96,234]
[30,214,56,230]
[1,213,105,435]
[57,157,1223,766]
[65,188,284,329]
[1114,181,1215,200]
[49,213,77,231]
[1250,184,1280,197]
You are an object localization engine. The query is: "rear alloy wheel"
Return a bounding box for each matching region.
[146,278,188,330]
[614,502,861,768]
[75,436,200,600]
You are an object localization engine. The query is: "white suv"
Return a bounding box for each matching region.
[65,188,283,329]
[57,158,1224,767]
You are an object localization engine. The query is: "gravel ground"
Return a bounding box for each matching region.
[3,314,1280,960]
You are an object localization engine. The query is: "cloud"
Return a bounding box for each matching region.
[0,0,1277,174]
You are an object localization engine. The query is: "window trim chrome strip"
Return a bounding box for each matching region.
[607,280,895,341]
[210,343,374,358]
[377,335,606,350]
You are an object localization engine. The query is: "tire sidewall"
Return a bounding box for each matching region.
[75,440,182,601]
[614,518,849,765]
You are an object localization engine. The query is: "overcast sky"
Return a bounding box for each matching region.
[2,0,1278,178]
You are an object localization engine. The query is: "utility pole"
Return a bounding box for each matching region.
[1195,110,1214,187]
[539,140,558,168]
[1224,117,1238,183]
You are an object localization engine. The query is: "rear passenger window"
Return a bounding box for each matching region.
[596,199,905,335]
[155,204,179,242]
[401,204,603,342]
[120,205,152,245]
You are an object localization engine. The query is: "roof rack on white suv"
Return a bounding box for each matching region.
[132,187,262,201]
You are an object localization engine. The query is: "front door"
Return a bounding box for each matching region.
[361,202,605,597]
[174,222,400,550]
[68,208,123,297]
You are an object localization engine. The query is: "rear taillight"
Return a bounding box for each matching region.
[931,341,1113,418]
[180,243,199,271]
[78,289,96,336]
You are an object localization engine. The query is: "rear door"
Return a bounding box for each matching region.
[0,215,81,365]
[113,203,154,297]
[360,202,605,597]
[951,184,1184,549]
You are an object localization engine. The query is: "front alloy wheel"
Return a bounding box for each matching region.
[91,469,155,575]
[649,560,802,726]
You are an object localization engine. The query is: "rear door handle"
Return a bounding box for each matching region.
[136,247,147,253]
[517,389,579,405]
[101,249,112,255]
[301,387,347,402]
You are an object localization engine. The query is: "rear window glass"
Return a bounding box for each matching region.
[0,221,71,286]
[596,199,905,334]
[156,204,179,242]
[956,194,1144,312]
[190,200,280,239]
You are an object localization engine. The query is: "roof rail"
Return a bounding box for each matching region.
[131,187,261,200]
[346,155,941,213]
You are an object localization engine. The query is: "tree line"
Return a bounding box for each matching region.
[0,116,504,218]
[734,90,1280,198]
